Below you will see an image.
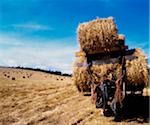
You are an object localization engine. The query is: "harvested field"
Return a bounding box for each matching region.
[0,67,149,125]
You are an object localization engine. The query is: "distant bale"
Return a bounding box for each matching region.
[73,49,148,92]
[77,17,118,54]
[12,77,15,80]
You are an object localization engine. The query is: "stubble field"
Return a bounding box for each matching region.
[0,67,149,125]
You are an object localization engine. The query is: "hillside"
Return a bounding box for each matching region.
[0,67,149,125]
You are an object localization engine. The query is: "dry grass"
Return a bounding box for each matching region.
[0,68,149,125]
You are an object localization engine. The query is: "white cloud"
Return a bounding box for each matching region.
[0,35,24,46]
[0,35,78,73]
[12,23,53,31]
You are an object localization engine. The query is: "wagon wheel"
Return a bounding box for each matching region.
[114,102,122,122]
[95,97,103,108]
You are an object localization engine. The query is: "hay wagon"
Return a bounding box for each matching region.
[73,17,148,121]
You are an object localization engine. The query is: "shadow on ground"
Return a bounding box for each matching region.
[122,95,149,123]
[82,92,149,123]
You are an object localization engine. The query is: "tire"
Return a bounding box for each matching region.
[114,102,122,122]
[96,97,103,108]
[103,106,114,117]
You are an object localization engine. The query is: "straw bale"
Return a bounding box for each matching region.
[77,17,118,54]
[73,49,148,92]
[125,49,148,86]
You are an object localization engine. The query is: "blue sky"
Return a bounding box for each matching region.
[0,0,149,73]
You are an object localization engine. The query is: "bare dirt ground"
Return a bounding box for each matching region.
[0,67,149,125]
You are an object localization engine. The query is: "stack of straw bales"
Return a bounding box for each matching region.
[74,17,148,92]
[73,49,148,92]
[77,17,118,54]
